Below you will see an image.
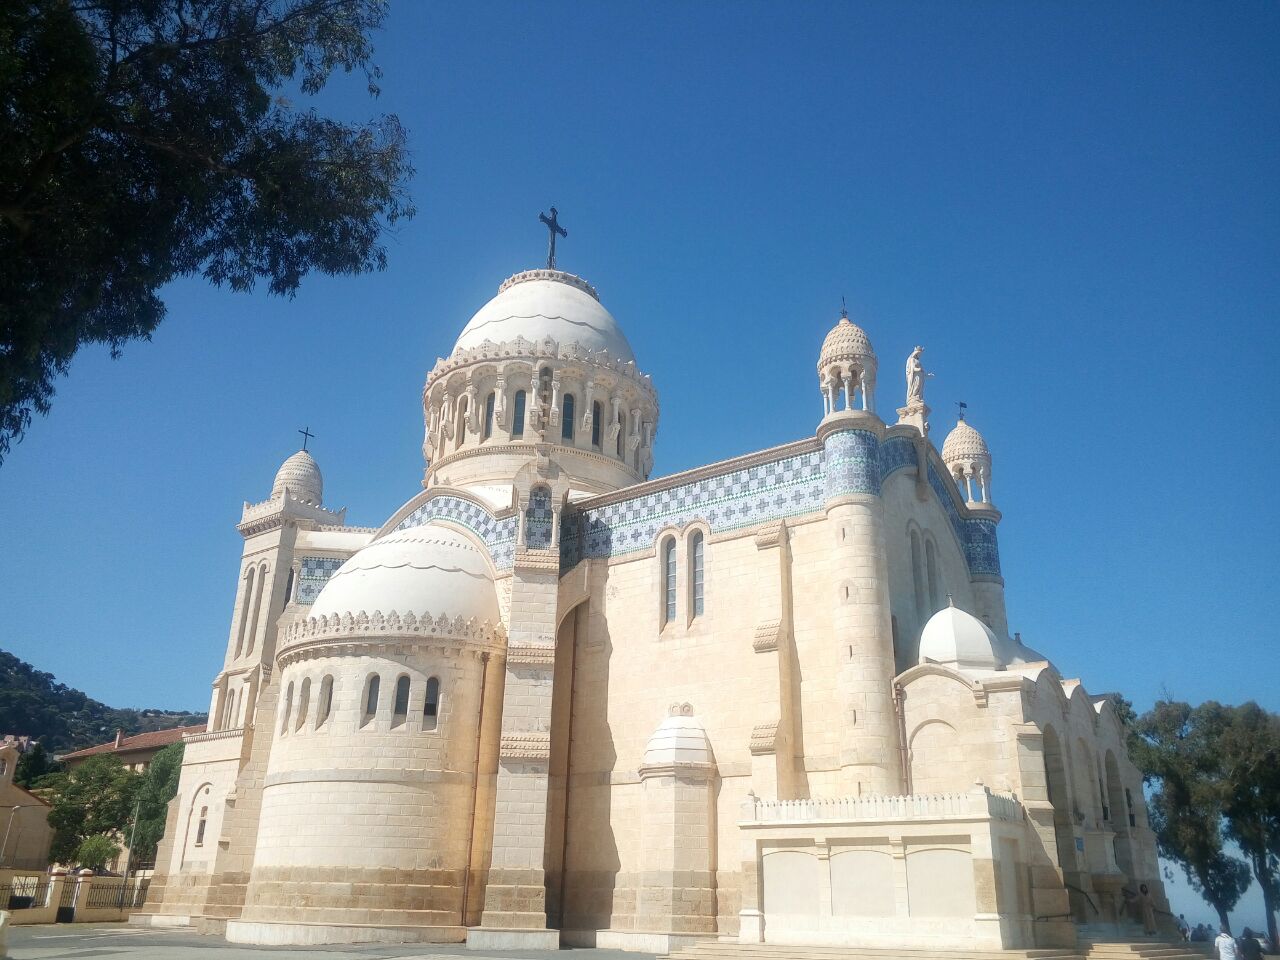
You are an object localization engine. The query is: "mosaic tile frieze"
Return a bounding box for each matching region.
[560,428,1000,578]
[297,556,345,604]
[525,487,554,551]
[879,435,917,479]
[822,429,881,498]
[562,448,826,568]
[395,494,517,569]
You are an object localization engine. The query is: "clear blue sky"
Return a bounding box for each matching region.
[1,0,1277,923]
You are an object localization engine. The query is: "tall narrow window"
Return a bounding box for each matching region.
[562,394,576,441]
[662,537,677,626]
[283,567,294,605]
[234,567,255,657]
[246,563,267,655]
[1125,788,1136,827]
[512,390,526,438]
[195,807,208,846]
[591,402,602,448]
[925,539,942,613]
[280,682,294,735]
[392,676,410,727]
[617,411,626,456]
[362,674,380,727]
[295,678,311,731]
[910,530,926,622]
[316,676,333,728]
[689,531,705,618]
[424,677,440,731]
[483,392,495,439]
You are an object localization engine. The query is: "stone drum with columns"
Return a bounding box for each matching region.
[138,251,1166,952]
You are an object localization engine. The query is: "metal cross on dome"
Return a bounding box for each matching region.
[298,426,315,451]
[539,206,567,270]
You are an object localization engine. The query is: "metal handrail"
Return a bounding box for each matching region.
[1064,882,1100,915]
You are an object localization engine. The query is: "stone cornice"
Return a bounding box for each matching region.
[276,610,506,668]
[427,439,644,486]
[237,493,346,537]
[500,731,551,760]
[816,409,887,444]
[185,727,244,745]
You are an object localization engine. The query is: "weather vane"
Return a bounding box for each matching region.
[539,206,567,270]
[840,295,848,319]
[955,401,967,421]
[298,426,315,451]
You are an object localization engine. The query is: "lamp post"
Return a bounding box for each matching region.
[1,804,23,866]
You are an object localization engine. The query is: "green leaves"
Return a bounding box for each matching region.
[129,741,184,863]
[46,754,141,865]
[0,0,416,461]
[1133,700,1280,937]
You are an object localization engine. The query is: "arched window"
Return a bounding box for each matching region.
[246,563,267,655]
[1125,788,1137,827]
[280,682,294,735]
[295,678,311,732]
[925,539,942,613]
[512,390,526,438]
[361,675,380,728]
[688,531,705,619]
[392,676,411,727]
[591,401,602,448]
[562,394,576,442]
[234,567,255,658]
[483,392,495,439]
[617,410,625,456]
[910,529,926,622]
[195,807,208,846]
[424,677,440,731]
[661,537,677,627]
[316,675,333,728]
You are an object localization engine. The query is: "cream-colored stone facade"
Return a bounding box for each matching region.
[138,267,1165,950]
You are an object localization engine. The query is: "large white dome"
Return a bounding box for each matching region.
[309,524,498,624]
[452,269,635,362]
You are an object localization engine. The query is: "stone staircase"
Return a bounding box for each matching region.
[661,933,1212,960]
[662,942,1081,960]
[1078,934,1214,960]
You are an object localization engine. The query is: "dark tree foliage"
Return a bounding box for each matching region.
[1201,702,1280,947]
[0,0,415,460]
[45,754,141,864]
[1131,700,1251,931]
[13,741,60,787]
[0,650,206,753]
[130,741,183,864]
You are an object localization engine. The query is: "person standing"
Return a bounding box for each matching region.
[1138,884,1158,936]
[1238,928,1263,960]
[1217,925,1241,960]
[1178,915,1191,941]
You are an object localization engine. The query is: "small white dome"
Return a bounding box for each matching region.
[640,704,714,771]
[309,523,498,625]
[941,419,990,464]
[453,270,635,362]
[919,602,1002,672]
[272,450,322,505]
[818,316,875,371]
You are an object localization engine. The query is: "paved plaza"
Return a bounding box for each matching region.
[4,924,655,960]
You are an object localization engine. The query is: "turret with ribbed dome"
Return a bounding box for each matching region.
[271,448,323,505]
[817,306,877,416]
[941,414,993,505]
[421,266,659,507]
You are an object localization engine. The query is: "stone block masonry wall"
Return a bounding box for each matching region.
[476,550,560,934]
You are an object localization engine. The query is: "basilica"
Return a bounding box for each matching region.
[139,241,1165,951]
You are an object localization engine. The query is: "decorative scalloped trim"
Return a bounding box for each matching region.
[283,609,505,644]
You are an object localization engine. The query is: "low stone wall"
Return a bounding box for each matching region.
[2,870,150,925]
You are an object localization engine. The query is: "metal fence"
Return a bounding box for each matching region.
[83,878,150,910]
[1,879,50,910]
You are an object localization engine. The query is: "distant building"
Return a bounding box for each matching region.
[59,725,206,774]
[0,736,53,871]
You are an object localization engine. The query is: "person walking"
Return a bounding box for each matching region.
[1178,915,1191,941]
[1217,925,1241,960]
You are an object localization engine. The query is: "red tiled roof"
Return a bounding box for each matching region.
[58,723,207,761]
